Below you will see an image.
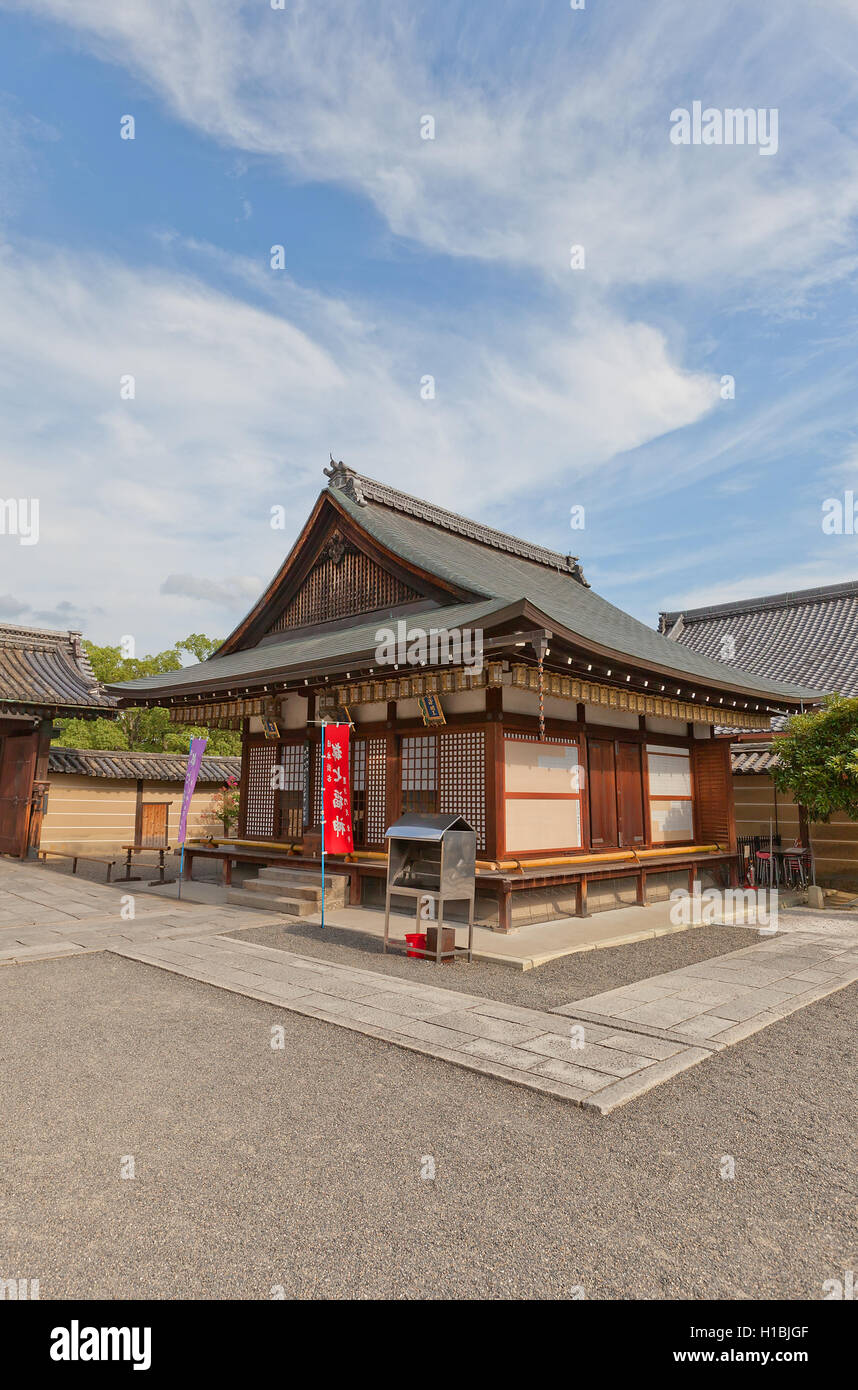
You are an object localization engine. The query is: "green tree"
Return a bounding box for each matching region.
[771,695,858,822]
[52,636,241,756]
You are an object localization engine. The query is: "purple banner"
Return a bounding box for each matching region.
[177,737,208,846]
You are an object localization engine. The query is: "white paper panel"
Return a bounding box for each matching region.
[505,798,582,852]
[647,752,692,797]
[650,799,693,842]
[504,740,579,794]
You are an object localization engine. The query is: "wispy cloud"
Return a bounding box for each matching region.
[160,572,261,605]
[0,240,718,646]
[7,0,858,304]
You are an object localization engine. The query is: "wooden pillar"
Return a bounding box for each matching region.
[577,876,589,918]
[484,686,504,860]
[25,717,53,856]
[497,882,512,932]
[237,718,250,837]
[385,701,400,832]
[133,778,144,843]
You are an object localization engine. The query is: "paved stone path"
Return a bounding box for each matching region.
[108,934,713,1113]
[0,863,283,963]
[551,930,858,1047]
[3,862,857,1112]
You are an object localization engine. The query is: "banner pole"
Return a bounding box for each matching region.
[320,722,326,930]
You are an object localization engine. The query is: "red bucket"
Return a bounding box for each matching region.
[405,932,427,958]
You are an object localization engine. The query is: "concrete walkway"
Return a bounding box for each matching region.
[552,929,858,1047]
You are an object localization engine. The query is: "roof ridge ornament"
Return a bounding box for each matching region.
[332,469,589,582]
[324,456,366,505]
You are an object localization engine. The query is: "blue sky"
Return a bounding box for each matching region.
[1,0,858,652]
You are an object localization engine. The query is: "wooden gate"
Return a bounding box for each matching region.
[139,802,169,847]
[0,733,39,856]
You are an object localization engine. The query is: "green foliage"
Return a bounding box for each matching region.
[771,695,858,822]
[52,635,241,756]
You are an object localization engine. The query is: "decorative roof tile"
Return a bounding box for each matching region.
[324,460,589,582]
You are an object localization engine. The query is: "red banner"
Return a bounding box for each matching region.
[322,724,354,854]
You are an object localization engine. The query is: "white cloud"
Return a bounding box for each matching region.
[0,241,719,647]
[660,557,858,613]
[160,572,262,605]
[6,0,858,301]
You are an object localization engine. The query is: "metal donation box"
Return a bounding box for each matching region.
[383,812,476,963]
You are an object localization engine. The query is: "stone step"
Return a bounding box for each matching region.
[256,868,347,902]
[226,889,316,916]
[244,879,321,903]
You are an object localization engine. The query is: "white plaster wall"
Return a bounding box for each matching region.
[645,714,691,737]
[584,704,639,729]
[278,694,307,729]
[502,688,577,722]
[354,701,387,723]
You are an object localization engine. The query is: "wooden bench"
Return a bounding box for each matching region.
[37,849,118,882]
[120,844,175,885]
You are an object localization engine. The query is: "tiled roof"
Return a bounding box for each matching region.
[111,468,824,706]
[659,580,858,697]
[0,624,115,715]
[731,745,779,774]
[48,747,241,783]
[329,483,823,701]
[324,462,589,581]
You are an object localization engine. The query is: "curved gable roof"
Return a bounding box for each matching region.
[110,467,825,706]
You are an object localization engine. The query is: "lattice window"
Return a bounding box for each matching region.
[351,738,367,847]
[278,741,306,840]
[440,729,486,850]
[401,734,438,816]
[267,541,418,633]
[366,737,387,844]
[245,742,278,839]
[313,741,323,826]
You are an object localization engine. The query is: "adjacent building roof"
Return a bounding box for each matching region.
[47,747,241,783]
[110,465,825,708]
[731,744,779,774]
[0,624,115,717]
[659,580,858,697]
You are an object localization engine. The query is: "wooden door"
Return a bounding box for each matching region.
[0,733,38,856]
[616,741,645,847]
[692,740,734,849]
[140,803,169,847]
[587,739,618,848]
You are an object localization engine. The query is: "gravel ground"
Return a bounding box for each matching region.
[227,916,763,1009]
[1,951,855,1300]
